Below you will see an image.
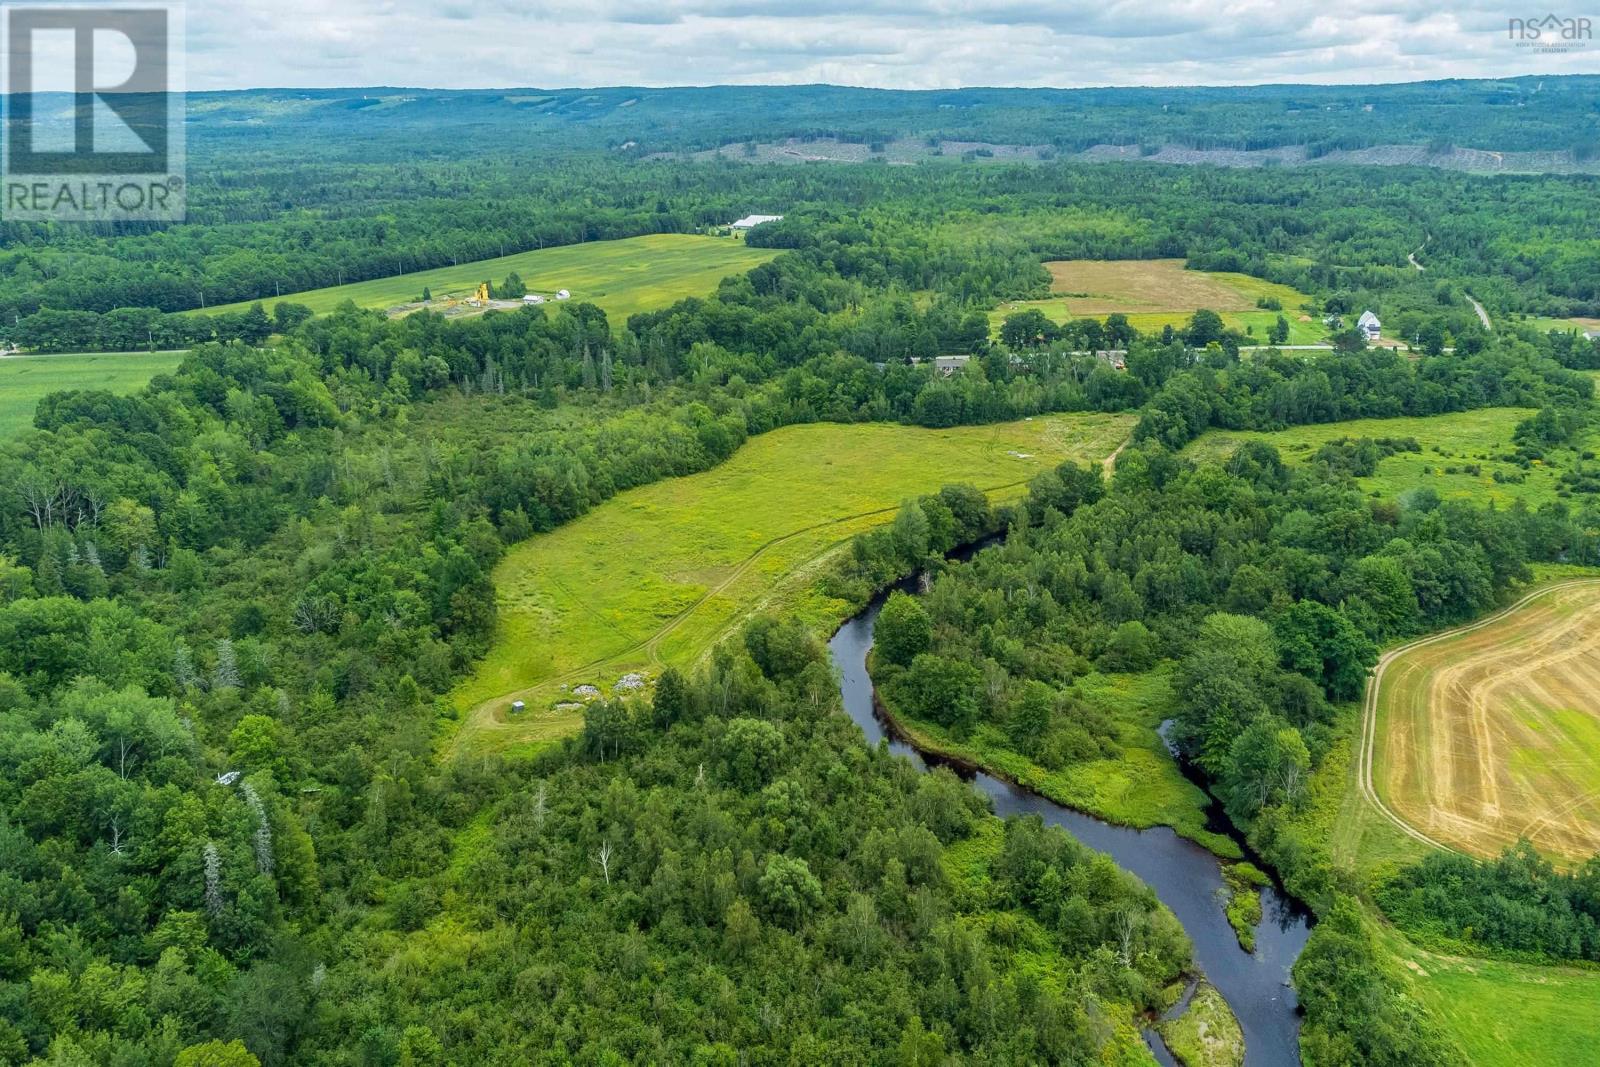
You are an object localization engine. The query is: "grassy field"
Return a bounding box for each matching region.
[991,259,1328,344]
[198,234,780,323]
[0,351,184,438]
[1369,580,1600,863]
[1181,408,1581,507]
[1514,315,1600,335]
[1382,923,1600,1067]
[446,413,1136,757]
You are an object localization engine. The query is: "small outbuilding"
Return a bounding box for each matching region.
[555,289,571,300]
[510,700,526,714]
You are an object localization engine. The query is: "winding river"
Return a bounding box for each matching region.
[829,580,1311,1066]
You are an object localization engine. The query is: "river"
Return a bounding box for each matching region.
[829,582,1311,1066]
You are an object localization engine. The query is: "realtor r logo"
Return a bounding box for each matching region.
[1,3,185,221]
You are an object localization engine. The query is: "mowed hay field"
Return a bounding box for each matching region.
[447,413,1135,756]
[991,258,1328,344]
[199,234,780,322]
[0,351,185,438]
[1371,580,1600,862]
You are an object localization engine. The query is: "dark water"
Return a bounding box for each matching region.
[829,589,1311,1067]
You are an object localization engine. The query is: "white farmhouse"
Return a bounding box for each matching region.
[523,294,545,304]
[1357,310,1381,341]
[730,214,783,230]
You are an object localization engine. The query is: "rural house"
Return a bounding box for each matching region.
[730,213,783,230]
[1357,310,1381,341]
[933,355,971,376]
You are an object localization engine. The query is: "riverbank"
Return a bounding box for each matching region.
[830,587,1311,1067]
[868,655,1241,859]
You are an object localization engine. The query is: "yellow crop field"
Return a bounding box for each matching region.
[1365,580,1600,863]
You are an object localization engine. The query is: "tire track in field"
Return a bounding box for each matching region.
[1358,578,1600,856]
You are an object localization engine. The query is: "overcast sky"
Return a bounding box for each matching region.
[183,1,1598,90]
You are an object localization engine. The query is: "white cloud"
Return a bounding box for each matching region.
[181,0,1599,89]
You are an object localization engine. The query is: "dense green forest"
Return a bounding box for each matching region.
[5,274,1595,1064]
[5,81,1600,1064]
[74,77,1600,161]
[835,325,1596,1065]
[9,80,1600,334]
[5,133,1600,334]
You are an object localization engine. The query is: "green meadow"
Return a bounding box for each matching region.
[1180,407,1587,506]
[0,351,185,439]
[446,413,1135,756]
[198,234,780,323]
[1385,925,1600,1067]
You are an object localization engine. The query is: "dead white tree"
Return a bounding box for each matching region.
[1115,909,1136,968]
[242,782,274,875]
[212,638,240,690]
[593,840,613,885]
[532,782,548,831]
[108,815,127,856]
[203,842,224,918]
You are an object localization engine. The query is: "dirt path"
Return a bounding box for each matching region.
[1464,293,1492,331]
[1357,578,1600,857]
[1102,434,1132,477]
[1408,232,1429,272]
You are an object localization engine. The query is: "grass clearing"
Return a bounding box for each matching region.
[1377,923,1600,1067]
[446,413,1135,758]
[198,234,780,323]
[0,350,184,439]
[991,259,1327,344]
[1042,259,1306,315]
[1370,580,1600,863]
[1514,315,1600,335]
[1181,408,1579,506]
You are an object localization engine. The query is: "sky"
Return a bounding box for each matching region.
[182,1,1597,91]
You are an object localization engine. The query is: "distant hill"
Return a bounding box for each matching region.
[172,78,1600,168]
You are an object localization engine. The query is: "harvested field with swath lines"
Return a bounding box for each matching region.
[1370,580,1600,863]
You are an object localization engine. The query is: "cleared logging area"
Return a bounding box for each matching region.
[1371,581,1600,863]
